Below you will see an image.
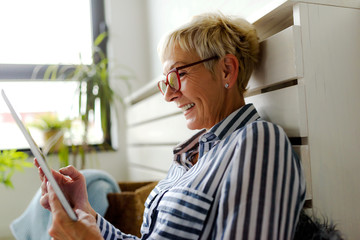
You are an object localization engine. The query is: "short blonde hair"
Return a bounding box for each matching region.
[158,12,259,94]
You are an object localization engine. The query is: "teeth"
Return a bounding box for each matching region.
[182,103,195,111]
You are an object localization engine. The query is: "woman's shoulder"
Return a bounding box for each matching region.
[225,119,292,155]
[226,119,296,167]
[235,119,288,139]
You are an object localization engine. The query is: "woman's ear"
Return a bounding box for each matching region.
[221,54,239,89]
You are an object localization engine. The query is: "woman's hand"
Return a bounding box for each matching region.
[34,159,96,218]
[47,183,102,240]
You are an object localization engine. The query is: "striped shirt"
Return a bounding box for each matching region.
[97,103,306,240]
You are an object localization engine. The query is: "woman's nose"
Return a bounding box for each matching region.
[164,85,179,102]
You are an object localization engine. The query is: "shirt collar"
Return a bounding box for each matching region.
[173,103,260,168]
[204,103,261,142]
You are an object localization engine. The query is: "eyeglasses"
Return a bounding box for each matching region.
[157,56,218,95]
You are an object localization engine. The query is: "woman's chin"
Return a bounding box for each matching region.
[186,119,200,130]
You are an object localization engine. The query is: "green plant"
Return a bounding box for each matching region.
[29,113,71,167]
[0,150,31,188]
[29,113,71,131]
[41,32,131,168]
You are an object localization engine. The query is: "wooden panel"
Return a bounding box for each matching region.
[248,25,303,91]
[295,3,360,238]
[128,145,174,172]
[293,0,360,9]
[124,79,159,105]
[128,165,167,182]
[127,92,180,126]
[252,1,295,41]
[293,145,312,200]
[127,114,197,145]
[245,84,307,137]
[251,1,360,41]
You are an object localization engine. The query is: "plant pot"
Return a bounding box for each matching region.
[44,129,64,153]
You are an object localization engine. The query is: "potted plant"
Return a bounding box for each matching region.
[29,113,72,167]
[41,32,131,168]
[30,113,71,151]
[0,149,31,188]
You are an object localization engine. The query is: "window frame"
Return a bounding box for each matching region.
[0,0,114,150]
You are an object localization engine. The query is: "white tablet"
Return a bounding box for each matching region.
[1,89,78,221]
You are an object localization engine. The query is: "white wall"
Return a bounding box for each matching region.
[106,0,274,91]
[145,0,274,80]
[106,0,150,92]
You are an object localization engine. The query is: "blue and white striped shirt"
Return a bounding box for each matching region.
[97,104,306,240]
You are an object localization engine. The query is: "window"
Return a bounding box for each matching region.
[0,0,92,65]
[0,0,109,150]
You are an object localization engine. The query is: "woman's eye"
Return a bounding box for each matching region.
[179,72,186,78]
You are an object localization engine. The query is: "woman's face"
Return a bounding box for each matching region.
[162,45,230,130]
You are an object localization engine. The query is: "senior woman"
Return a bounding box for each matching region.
[36,12,306,240]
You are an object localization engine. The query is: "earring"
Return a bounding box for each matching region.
[225,83,229,89]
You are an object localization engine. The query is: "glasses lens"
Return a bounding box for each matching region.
[168,72,179,91]
[158,81,167,94]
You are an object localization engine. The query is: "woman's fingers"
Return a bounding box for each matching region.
[47,183,72,240]
[40,193,51,211]
[48,183,66,217]
[40,178,50,210]
[34,158,46,182]
[59,165,82,180]
[50,169,66,182]
[34,158,39,168]
[41,178,48,195]
[47,182,102,240]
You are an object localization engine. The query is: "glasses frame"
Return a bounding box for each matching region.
[158,56,218,95]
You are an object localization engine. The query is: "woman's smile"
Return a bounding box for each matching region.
[181,103,195,115]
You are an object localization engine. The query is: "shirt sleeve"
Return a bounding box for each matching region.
[214,121,306,240]
[96,214,140,240]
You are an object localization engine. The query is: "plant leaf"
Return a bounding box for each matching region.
[94,32,108,47]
